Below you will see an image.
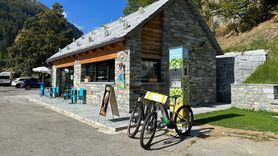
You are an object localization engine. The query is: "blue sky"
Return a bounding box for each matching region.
[38,0,127,33]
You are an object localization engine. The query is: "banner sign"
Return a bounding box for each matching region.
[169,47,189,112]
[144,91,168,104]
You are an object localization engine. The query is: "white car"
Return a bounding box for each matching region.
[11,78,27,88]
[0,72,11,86]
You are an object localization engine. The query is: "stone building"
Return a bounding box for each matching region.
[47,0,222,112]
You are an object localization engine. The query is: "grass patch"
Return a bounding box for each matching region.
[223,37,278,84]
[195,107,278,134]
[244,37,278,83]
[218,16,278,84]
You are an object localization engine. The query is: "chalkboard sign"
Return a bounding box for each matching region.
[99,85,120,117]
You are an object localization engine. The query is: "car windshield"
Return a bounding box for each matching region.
[0,76,10,79]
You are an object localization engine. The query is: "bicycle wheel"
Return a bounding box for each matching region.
[127,103,143,138]
[174,105,194,136]
[140,111,157,149]
[143,101,152,120]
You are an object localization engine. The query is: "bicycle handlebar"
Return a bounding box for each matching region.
[133,90,148,96]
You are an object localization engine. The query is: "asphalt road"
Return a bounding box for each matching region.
[0,87,191,156]
[0,87,277,156]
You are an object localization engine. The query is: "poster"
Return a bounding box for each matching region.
[169,47,189,113]
[99,85,120,117]
[118,63,126,89]
[100,85,111,116]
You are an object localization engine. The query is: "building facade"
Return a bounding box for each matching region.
[47,0,222,112]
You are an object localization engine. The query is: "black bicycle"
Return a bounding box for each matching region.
[127,90,152,138]
[140,95,194,149]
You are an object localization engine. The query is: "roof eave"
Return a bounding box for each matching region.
[47,37,126,63]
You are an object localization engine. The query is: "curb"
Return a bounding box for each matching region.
[28,97,123,132]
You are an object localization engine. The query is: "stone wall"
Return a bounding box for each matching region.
[51,66,60,87]
[217,50,268,102]
[232,84,278,112]
[163,0,218,106]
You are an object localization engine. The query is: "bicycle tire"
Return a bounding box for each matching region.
[174,105,194,136]
[140,111,157,149]
[127,103,143,138]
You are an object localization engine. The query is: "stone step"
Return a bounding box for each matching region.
[270,101,278,113]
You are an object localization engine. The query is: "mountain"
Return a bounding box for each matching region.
[218,15,278,83]
[0,0,83,69]
[123,0,277,36]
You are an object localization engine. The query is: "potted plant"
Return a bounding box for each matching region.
[84,76,91,82]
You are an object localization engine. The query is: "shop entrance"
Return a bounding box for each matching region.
[59,66,74,94]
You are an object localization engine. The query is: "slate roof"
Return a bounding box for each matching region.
[47,0,170,62]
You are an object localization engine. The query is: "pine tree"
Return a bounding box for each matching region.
[8,3,83,76]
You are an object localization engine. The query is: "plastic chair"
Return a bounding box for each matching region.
[55,86,60,97]
[49,87,55,98]
[70,88,77,104]
[63,88,71,101]
[78,88,86,104]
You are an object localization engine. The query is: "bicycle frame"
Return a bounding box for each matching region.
[151,95,186,129]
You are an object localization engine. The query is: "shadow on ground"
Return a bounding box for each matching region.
[194,113,244,126]
[132,114,243,150]
[145,127,214,150]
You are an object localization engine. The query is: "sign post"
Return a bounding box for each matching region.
[169,47,189,115]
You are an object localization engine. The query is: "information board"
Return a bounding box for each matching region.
[169,47,189,112]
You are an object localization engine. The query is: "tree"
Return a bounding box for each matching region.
[0,0,47,67]
[8,3,83,76]
[124,0,158,15]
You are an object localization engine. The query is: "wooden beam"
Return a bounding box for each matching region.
[80,53,117,64]
[54,61,75,68]
[50,41,126,67]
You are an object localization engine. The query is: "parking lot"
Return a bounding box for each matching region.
[0,87,277,156]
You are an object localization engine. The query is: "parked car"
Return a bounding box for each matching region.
[0,72,11,86]
[22,78,41,90]
[11,78,28,88]
[22,78,50,90]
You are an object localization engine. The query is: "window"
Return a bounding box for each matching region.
[82,60,115,82]
[141,59,160,83]
[0,76,10,79]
